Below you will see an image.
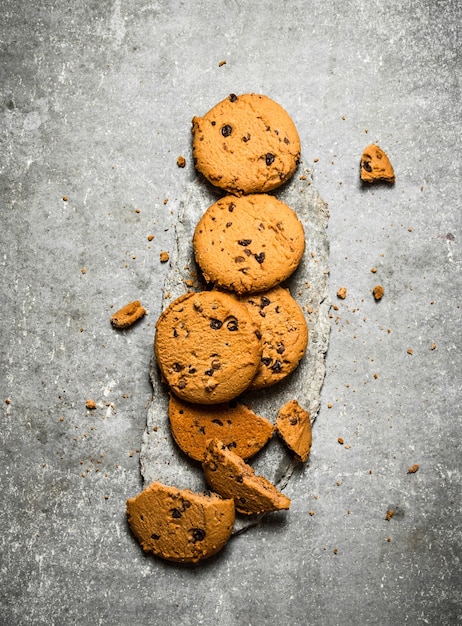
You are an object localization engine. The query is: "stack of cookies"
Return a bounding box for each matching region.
[127,94,313,563]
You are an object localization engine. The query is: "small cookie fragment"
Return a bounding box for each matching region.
[360,144,395,183]
[177,155,186,168]
[160,251,170,263]
[154,291,262,404]
[407,463,419,474]
[373,285,384,300]
[276,400,312,462]
[126,481,235,563]
[111,300,146,329]
[202,439,291,515]
[337,287,347,299]
[236,287,308,390]
[85,399,96,410]
[193,194,305,294]
[168,394,274,461]
[192,93,301,195]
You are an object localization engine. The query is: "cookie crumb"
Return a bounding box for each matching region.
[81,268,86,274]
[327,402,333,409]
[86,399,96,410]
[111,300,146,329]
[407,347,413,355]
[218,60,227,67]
[62,196,68,201]
[147,234,154,241]
[333,548,338,554]
[337,437,344,445]
[160,251,170,263]
[309,510,315,516]
[373,285,384,300]
[337,287,347,299]
[370,267,377,273]
[177,155,186,168]
[385,509,394,521]
[407,463,419,474]
[431,342,437,350]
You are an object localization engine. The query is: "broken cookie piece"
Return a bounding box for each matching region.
[202,438,291,515]
[126,481,235,563]
[276,399,312,462]
[110,300,146,329]
[169,394,274,462]
[360,144,395,183]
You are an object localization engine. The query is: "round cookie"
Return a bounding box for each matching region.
[126,481,235,563]
[193,194,305,294]
[154,291,262,404]
[168,393,274,461]
[191,93,301,194]
[236,286,308,390]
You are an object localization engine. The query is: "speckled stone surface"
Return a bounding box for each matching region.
[1,1,461,624]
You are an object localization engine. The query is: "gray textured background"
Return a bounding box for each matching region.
[1,1,461,624]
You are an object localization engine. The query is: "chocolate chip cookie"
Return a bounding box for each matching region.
[191,93,301,194]
[193,194,305,294]
[154,291,262,404]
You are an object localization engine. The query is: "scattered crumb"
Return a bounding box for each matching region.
[386,537,392,542]
[86,399,96,410]
[163,198,168,205]
[333,548,338,554]
[327,402,333,409]
[431,342,437,350]
[147,234,154,241]
[337,287,347,299]
[81,268,86,274]
[5,398,11,405]
[344,444,351,449]
[373,285,384,300]
[218,60,227,67]
[407,463,419,474]
[313,158,319,163]
[111,300,146,329]
[370,267,377,273]
[341,115,346,120]
[160,251,170,263]
[62,196,68,201]
[337,437,344,445]
[309,510,315,516]
[407,347,413,355]
[177,155,186,168]
[385,509,394,521]
[373,373,379,379]
[135,208,141,213]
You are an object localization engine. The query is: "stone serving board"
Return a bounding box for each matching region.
[140,164,330,534]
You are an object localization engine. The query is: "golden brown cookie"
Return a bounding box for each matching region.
[202,439,291,515]
[154,291,262,404]
[126,481,235,563]
[191,93,301,194]
[193,194,305,295]
[276,400,312,462]
[235,286,308,390]
[169,394,274,461]
[360,144,395,183]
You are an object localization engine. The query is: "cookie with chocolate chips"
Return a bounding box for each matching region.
[168,393,274,462]
[126,481,235,563]
[193,194,305,295]
[191,93,301,194]
[154,291,262,404]
[235,286,308,390]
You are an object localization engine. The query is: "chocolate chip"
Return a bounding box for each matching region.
[255,330,262,340]
[234,256,245,263]
[261,357,272,367]
[170,508,182,519]
[212,419,223,426]
[238,239,252,246]
[229,93,238,102]
[259,311,266,318]
[198,426,206,434]
[363,160,372,172]
[191,528,206,542]
[150,533,160,540]
[173,329,179,338]
[205,369,214,376]
[188,367,197,374]
[221,124,232,137]
[254,252,265,264]
[235,475,243,482]
[172,362,183,372]
[239,497,246,503]
[177,380,186,389]
[210,318,223,329]
[226,319,239,331]
[242,133,250,142]
[261,296,270,308]
[290,417,299,425]
[211,121,216,126]
[271,360,283,372]
[226,222,232,228]
[244,248,252,256]
[265,153,275,166]
[228,202,235,212]
[211,360,221,370]
[277,342,285,354]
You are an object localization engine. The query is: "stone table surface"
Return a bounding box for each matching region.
[1,1,461,624]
